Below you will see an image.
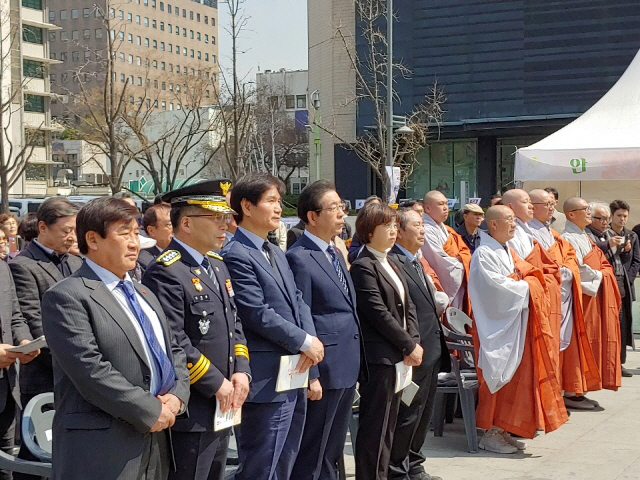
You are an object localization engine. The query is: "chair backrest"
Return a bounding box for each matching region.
[446,307,473,335]
[441,324,476,369]
[21,393,54,462]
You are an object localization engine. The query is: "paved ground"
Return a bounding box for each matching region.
[338,347,640,480]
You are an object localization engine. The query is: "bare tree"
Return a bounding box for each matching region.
[318,0,445,200]
[122,72,224,194]
[214,0,255,182]
[0,5,44,212]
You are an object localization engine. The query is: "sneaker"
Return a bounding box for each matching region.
[564,395,595,410]
[502,431,527,450]
[479,429,517,454]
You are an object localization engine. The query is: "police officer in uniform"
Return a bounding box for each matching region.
[143,179,251,480]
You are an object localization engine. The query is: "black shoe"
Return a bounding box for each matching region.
[411,473,443,480]
[622,367,633,377]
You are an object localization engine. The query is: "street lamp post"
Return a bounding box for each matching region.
[385,0,394,203]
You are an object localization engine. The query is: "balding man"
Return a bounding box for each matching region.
[502,189,563,376]
[561,197,621,391]
[470,206,567,454]
[421,191,472,316]
[527,190,601,409]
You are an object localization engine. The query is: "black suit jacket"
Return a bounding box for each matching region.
[350,248,420,366]
[143,239,250,432]
[137,245,162,272]
[390,246,450,373]
[9,241,82,395]
[0,262,32,410]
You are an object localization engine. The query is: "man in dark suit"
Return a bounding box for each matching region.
[41,197,190,480]
[286,181,361,480]
[222,172,324,480]
[389,208,450,480]
[8,197,82,478]
[139,204,173,270]
[0,262,39,480]
[143,180,251,480]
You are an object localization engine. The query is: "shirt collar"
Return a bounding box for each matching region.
[529,218,550,231]
[237,226,267,251]
[564,221,584,235]
[172,237,205,265]
[32,239,55,256]
[394,243,416,262]
[303,230,331,253]
[85,258,132,292]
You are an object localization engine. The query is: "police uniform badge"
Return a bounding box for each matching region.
[225,278,235,297]
[192,278,203,292]
[199,311,210,334]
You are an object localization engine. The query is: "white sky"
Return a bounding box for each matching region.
[217,0,308,82]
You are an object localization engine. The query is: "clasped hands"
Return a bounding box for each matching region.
[403,343,423,367]
[295,336,324,374]
[0,339,40,369]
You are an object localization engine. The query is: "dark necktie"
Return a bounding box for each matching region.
[201,256,218,288]
[327,245,349,293]
[263,241,284,286]
[50,252,72,277]
[412,258,430,291]
[118,281,176,396]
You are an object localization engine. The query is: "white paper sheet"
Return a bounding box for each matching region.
[401,381,420,406]
[213,399,241,432]
[7,336,47,354]
[275,354,309,393]
[395,361,412,393]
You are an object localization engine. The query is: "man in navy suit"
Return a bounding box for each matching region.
[286,181,361,480]
[222,173,324,480]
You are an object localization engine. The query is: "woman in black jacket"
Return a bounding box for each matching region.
[350,203,422,480]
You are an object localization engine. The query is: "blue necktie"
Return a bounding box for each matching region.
[327,246,349,293]
[118,281,176,396]
[201,256,218,288]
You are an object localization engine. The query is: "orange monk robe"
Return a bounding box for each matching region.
[548,231,602,394]
[442,226,472,317]
[473,249,567,439]
[523,241,562,377]
[582,244,622,391]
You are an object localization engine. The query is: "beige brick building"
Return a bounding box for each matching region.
[48,0,219,117]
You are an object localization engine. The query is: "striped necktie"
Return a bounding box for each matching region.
[327,245,349,293]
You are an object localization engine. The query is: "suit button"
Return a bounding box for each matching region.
[229,356,234,363]
[225,308,228,313]
[229,332,233,338]
[354,334,359,339]
[397,304,402,308]
[143,374,151,383]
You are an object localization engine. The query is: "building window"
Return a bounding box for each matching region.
[24,94,45,113]
[49,10,55,21]
[153,80,158,88]
[211,36,215,45]
[152,40,157,49]
[72,51,80,61]
[182,28,186,37]
[144,38,149,47]
[137,77,142,86]
[136,15,141,24]
[182,8,186,17]
[160,2,164,11]
[296,95,306,109]
[144,17,149,27]
[48,32,56,42]
[22,0,42,9]
[197,32,200,41]
[120,73,125,83]
[211,17,215,26]
[204,16,208,25]
[168,44,172,52]
[136,56,141,65]
[160,42,165,50]
[84,29,91,39]
[152,60,157,68]
[117,31,123,41]
[60,52,67,61]
[83,8,90,17]
[95,28,103,38]
[160,22,164,31]
[136,36,141,45]
[161,61,165,70]
[152,20,157,29]
[182,47,186,56]
[60,10,67,19]
[127,13,132,22]
[190,49,194,58]
[119,52,125,62]
[22,25,43,44]
[84,51,90,60]
[50,74,56,83]
[285,95,295,109]
[168,24,172,33]
[205,34,208,43]
[168,4,171,13]
[204,53,209,61]
[128,33,133,43]
[23,60,44,79]
[71,9,78,18]
[152,0,156,7]
[128,55,133,64]
[169,102,173,110]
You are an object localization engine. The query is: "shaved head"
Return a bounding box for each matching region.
[529,189,554,223]
[485,206,516,245]
[501,189,533,222]
[563,197,592,229]
[422,190,449,224]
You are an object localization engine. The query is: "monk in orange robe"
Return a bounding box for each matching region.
[470,206,567,454]
[561,197,621,392]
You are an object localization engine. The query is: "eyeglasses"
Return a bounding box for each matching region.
[187,213,233,224]
[570,207,591,213]
[382,222,398,231]
[152,222,173,228]
[532,202,554,208]
[592,216,609,222]
[316,202,347,214]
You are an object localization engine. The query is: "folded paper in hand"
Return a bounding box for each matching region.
[275,354,309,392]
[7,336,46,354]
[395,361,412,393]
[214,398,241,432]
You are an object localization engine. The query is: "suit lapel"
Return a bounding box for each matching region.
[300,235,351,304]
[132,281,174,360]
[400,254,436,309]
[170,240,222,302]
[79,266,150,368]
[26,243,63,282]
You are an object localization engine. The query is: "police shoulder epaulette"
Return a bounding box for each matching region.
[206,251,223,261]
[156,250,181,266]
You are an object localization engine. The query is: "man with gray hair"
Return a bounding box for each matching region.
[9,197,83,477]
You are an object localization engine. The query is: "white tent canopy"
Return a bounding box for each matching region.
[515,49,640,182]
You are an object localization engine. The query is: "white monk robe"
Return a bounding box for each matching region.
[507,219,535,260]
[469,231,530,393]
[421,213,465,308]
[561,221,602,296]
[525,219,573,351]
